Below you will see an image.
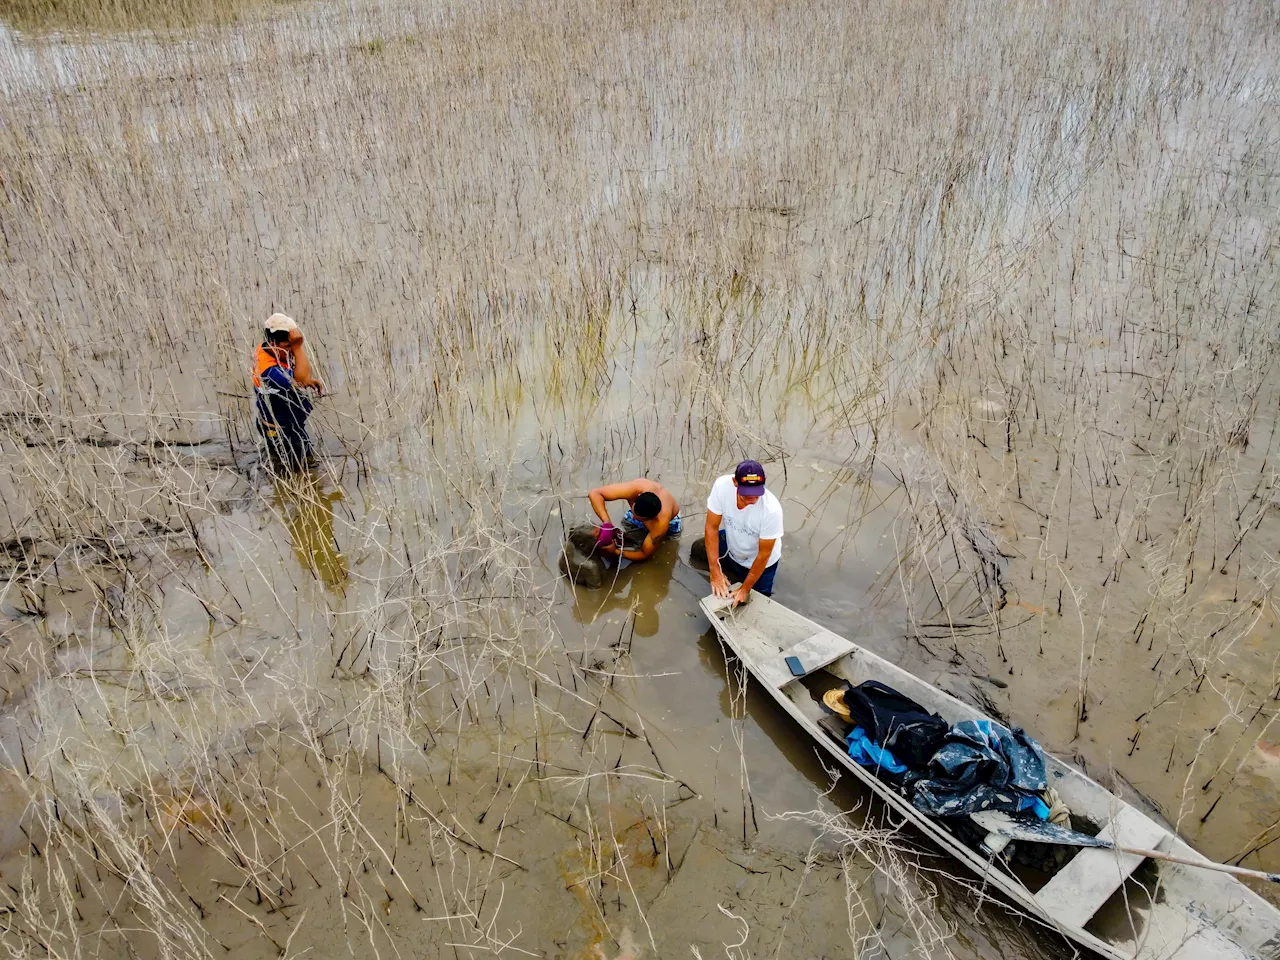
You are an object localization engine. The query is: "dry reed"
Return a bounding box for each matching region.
[0,0,1278,955]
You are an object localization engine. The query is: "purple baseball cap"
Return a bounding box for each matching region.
[733,460,767,497]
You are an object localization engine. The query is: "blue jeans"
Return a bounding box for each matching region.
[257,419,312,471]
[716,530,778,596]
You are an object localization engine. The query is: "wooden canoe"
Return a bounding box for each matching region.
[700,592,1280,960]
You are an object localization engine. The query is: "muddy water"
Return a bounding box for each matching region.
[3,321,1269,958]
[1,0,1278,957]
[0,430,1060,959]
[0,256,1260,949]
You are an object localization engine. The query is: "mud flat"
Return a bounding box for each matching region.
[0,0,1277,956]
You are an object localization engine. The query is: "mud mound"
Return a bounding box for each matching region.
[689,535,709,567]
[559,541,607,588]
[559,523,647,588]
[560,524,610,588]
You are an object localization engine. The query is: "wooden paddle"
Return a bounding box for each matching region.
[971,810,1280,884]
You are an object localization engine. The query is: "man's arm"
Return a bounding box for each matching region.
[732,538,776,605]
[587,480,643,524]
[617,533,657,563]
[615,512,670,563]
[288,333,324,393]
[706,511,730,598]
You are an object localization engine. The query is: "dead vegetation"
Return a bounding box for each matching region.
[0,0,1277,955]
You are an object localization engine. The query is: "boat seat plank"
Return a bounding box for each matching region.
[752,630,856,689]
[756,654,797,689]
[1033,807,1167,929]
[782,631,856,675]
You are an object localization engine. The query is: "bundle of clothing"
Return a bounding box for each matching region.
[824,680,1064,824]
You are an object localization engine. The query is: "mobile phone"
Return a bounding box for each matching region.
[785,655,805,677]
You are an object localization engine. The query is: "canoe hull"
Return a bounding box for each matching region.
[699,593,1280,960]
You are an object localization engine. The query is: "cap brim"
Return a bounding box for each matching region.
[737,483,765,497]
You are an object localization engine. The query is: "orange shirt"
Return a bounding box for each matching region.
[253,343,294,388]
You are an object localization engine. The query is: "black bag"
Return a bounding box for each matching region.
[841,680,950,770]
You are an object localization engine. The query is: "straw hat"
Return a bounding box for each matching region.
[265,313,299,335]
[823,687,852,720]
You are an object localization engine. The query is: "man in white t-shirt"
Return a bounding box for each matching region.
[704,460,783,605]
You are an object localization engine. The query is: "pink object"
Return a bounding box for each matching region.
[596,523,617,547]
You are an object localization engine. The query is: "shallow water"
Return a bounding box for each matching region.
[1,0,1278,956]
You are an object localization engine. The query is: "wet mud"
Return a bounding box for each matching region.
[0,0,1277,956]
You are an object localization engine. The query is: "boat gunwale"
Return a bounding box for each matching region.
[698,593,1280,960]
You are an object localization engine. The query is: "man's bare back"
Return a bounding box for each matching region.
[586,478,681,562]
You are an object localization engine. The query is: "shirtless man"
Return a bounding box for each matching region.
[587,479,682,563]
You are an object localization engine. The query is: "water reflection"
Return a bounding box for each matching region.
[272,473,349,588]
[569,536,680,637]
[695,625,869,807]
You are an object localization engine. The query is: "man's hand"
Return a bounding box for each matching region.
[731,584,751,606]
[595,523,624,557]
[710,568,731,598]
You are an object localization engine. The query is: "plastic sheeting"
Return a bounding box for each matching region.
[910,719,1050,820]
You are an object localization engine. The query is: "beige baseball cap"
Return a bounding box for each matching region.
[265,313,299,334]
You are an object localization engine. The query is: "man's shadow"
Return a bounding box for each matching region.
[568,535,681,638]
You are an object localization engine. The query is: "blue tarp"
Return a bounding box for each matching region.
[910,719,1050,820]
[846,725,908,776]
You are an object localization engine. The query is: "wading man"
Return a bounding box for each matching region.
[587,478,682,563]
[252,313,324,471]
[704,460,783,604]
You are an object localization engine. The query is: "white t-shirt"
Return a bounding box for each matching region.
[706,475,783,568]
